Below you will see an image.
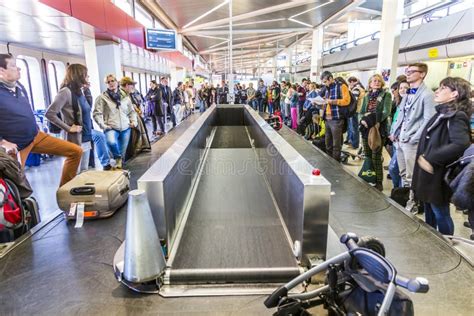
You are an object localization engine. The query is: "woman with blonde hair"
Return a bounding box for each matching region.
[359,74,392,190]
[46,64,90,172]
[93,74,137,169]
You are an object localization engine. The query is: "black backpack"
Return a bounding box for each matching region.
[345,90,357,118]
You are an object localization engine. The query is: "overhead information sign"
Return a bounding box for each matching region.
[145,28,177,50]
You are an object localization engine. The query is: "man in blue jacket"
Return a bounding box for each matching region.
[390,63,436,213]
[0,54,82,186]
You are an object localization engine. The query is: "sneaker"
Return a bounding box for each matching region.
[115,158,123,170]
[103,164,112,171]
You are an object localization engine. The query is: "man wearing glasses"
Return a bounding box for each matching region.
[390,63,436,213]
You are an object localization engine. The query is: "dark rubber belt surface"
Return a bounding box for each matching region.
[211,126,251,148]
[171,148,299,283]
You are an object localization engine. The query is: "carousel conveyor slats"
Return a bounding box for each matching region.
[169,126,300,284]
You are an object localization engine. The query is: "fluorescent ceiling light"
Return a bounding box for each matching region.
[192,34,228,41]
[290,1,333,19]
[288,18,313,28]
[208,39,230,49]
[203,18,286,29]
[182,0,229,29]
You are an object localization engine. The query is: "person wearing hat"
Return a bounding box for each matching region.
[93,74,137,169]
[120,77,151,160]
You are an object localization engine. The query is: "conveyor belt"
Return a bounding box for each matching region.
[170,127,299,283]
[211,126,252,148]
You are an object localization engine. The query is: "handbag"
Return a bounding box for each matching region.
[358,158,377,184]
[368,123,382,151]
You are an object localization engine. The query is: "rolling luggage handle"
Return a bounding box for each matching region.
[70,186,95,195]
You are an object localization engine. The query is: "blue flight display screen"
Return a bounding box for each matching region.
[146,29,177,50]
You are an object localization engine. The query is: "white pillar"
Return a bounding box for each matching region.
[272,56,277,80]
[376,0,404,84]
[310,28,323,82]
[83,38,101,98]
[286,48,293,82]
[228,0,234,103]
[95,41,122,92]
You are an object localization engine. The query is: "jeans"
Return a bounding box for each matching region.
[325,120,344,162]
[92,129,110,167]
[396,142,418,210]
[105,128,131,161]
[151,115,165,133]
[79,145,91,172]
[346,115,360,148]
[258,98,264,112]
[19,131,82,186]
[268,102,274,114]
[424,202,454,235]
[199,100,206,113]
[389,145,402,188]
[249,99,258,110]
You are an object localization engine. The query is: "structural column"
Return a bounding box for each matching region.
[310,28,323,82]
[285,47,292,82]
[272,56,277,79]
[376,0,404,83]
[228,0,234,103]
[84,39,122,94]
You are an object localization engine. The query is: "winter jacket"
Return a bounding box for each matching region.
[391,82,436,144]
[93,89,137,132]
[412,104,471,205]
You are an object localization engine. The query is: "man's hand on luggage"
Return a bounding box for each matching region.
[69,124,83,133]
[0,139,18,154]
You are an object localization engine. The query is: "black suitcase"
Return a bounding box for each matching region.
[390,187,410,207]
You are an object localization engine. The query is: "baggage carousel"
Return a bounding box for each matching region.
[0,106,472,315]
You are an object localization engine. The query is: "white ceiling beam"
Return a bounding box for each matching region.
[181,0,317,33]
[354,6,382,16]
[185,28,312,36]
[200,32,304,54]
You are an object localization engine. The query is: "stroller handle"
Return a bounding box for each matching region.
[396,275,429,293]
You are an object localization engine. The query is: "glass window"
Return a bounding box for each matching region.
[17,55,45,110]
[139,73,146,95]
[48,61,66,101]
[112,0,132,16]
[449,1,472,14]
[16,58,33,108]
[135,4,153,28]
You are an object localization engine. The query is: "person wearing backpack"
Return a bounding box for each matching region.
[412,77,471,235]
[359,74,392,191]
[319,71,351,162]
[347,77,365,149]
[45,64,92,173]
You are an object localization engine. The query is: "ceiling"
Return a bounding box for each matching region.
[145,0,383,74]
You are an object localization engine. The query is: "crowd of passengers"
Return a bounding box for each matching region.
[0,53,473,239]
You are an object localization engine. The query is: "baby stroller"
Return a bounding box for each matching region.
[264,233,429,316]
[0,151,40,243]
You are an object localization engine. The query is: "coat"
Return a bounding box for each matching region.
[146,88,163,116]
[93,89,138,132]
[390,82,436,145]
[412,104,471,205]
[45,87,83,145]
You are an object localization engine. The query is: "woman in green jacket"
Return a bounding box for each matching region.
[359,74,392,190]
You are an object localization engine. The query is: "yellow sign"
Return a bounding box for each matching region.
[428,48,439,59]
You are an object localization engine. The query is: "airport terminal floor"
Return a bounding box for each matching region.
[1,0,474,315]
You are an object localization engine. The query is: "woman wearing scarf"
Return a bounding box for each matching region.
[93,74,137,169]
[412,77,471,235]
[359,74,392,191]
[46,64,91,172]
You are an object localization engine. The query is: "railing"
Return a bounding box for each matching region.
[320,0,468,57]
